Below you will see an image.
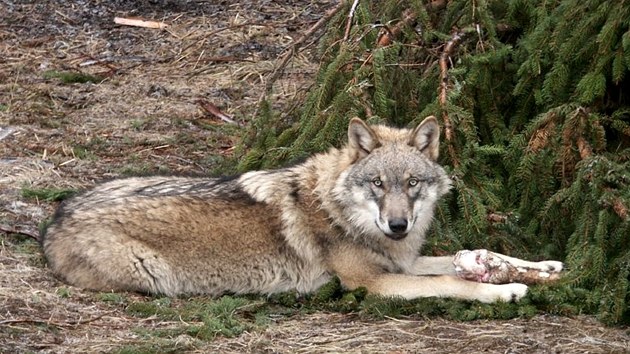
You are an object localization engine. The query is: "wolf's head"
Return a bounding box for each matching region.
[334,116,452,241]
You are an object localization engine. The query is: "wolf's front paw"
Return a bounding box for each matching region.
[476,283,528,303]
[498,283,528,302]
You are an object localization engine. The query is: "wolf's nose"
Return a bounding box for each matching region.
[388,218,408,234]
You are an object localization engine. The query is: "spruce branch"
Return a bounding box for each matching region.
[567,107,628,221]
[371,0,444,48]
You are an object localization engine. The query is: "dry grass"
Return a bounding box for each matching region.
[209,313,630,353]
[1,1,629,353]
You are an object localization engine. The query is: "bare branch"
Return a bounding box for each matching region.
[343,0,360,41]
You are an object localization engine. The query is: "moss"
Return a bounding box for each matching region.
[20,187,76,202]
[43,70,103,84]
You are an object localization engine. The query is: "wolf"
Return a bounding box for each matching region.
[42,116,562,303]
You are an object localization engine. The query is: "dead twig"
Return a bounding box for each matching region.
[196,99,242,127]
[343,0,360,41]
[249,2,345,132]
[486,213,509,223]
[114,17,168,30]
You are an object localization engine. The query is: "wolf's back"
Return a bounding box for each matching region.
[41,175,297,296]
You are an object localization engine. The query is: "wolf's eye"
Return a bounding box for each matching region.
[408,178,419,187]
[372,178,383,187]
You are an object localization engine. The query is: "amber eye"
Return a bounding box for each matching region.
[408,178,419,187]
[372,178,383,187]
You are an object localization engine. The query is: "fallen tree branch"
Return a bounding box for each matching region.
[0,311,113,328]
[0,224,40,242]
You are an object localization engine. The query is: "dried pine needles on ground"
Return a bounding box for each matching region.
[209,313,629,353]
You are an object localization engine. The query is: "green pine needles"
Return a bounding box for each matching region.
[236,0,630,324]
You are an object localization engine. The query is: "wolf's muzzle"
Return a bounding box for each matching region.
[386,218,408,240]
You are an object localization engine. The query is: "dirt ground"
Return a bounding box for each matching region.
[1,1,629,353]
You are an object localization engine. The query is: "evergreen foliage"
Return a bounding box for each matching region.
[237,0,630,324]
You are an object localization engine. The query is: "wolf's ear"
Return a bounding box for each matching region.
[409,116,440,161]
[348,117,380,156]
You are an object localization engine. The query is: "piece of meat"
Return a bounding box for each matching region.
[453,249,562,285]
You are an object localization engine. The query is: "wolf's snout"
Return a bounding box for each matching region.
[389,218,408,233]
[387,218,408,239]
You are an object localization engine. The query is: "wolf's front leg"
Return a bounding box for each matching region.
[346,273,528,303]
[409,256,457,276]
[330,251,528,303]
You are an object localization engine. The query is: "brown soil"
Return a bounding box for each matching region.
[1,1,628,353]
